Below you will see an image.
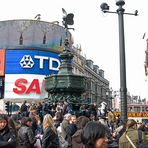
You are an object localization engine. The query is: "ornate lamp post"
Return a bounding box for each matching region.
[100,0,138,122]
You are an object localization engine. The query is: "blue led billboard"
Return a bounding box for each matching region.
[5,49,61,75]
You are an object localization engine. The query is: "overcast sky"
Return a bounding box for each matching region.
[0,0,148,98]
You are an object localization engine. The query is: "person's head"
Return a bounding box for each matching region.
[8,117,16,129]
[29,105,37,113]
[21,117,32,127]
[126,119,137,130]
[0,114,8,131]
[90,113,96,121]
[38,102,42,106]
[43,114,56,133]
[53,102,56,105]
[64,113,71,121]
[70,115,77,124]
[82,121,108,148]
[93,102,97,107]
[56,106,61,112]
[59,102,63,106]
[76,116,90,130]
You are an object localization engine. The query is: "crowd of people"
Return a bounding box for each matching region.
[0,100,148,148]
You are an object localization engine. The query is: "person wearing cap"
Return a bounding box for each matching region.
[0,114,17,148]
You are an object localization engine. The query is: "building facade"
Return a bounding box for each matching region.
[72,46,112,108]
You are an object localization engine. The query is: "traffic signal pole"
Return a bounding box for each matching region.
[5,101,10,116]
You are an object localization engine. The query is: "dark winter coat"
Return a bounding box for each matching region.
[69,123,77,136]
[0,126,17,148]
[17,125,36,148]
[41,127,59,148]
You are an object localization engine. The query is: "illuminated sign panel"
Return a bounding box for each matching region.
[0,49,5,76]
[5,50,61,75]
[115,112,148,117]
[4,74,48,99]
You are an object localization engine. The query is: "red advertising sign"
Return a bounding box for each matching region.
[0,49,5,76]
[13,78,41,94]
[4,74,48,99]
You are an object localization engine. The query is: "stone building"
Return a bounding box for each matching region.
[72,46,112,108]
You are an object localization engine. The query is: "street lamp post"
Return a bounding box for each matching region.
[100,0,138,122]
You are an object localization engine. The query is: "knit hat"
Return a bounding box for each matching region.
[0,114,8,121]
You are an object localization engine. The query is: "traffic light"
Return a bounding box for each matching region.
[5,101,10,114]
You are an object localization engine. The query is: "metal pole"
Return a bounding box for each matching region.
[116,1,127,122]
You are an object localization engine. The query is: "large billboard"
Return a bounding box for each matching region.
[0,49,5,76]
[4,49,62,100]
[0,20,73,51]
[5,49,60,75]
[4,74,48,99]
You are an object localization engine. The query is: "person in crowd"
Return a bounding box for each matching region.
[37,102,43,124]
[61,113,72,147]
[11,113,22,131]
[50,102,57,117]
[88,103,97,118]
[81,121,109,148]
[17,117,36,148]
[89,113,97,121]
[69,115,77,137]
[79,104,87,116]
[57,101,64,112]
[0,114,17,148]
[20,100,28,117]
[29,106,39,135]
[42,102,50,116]
[62,100,68,115]
[72,116,90,148]
[8,117,18,137]
[113,120,126,145]
[53,106,63,128]
[119,119,146,148]
[66,104,73,114]
[116,114,121,128]
[41,114,59,148]
[107,108,116,133]
[98,116,108,127]
[138,122,148,138]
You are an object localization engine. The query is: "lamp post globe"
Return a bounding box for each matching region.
[115,0,125,6]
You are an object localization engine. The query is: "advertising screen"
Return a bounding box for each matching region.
[5,49,61,75]
[4,74,48,99]
[0,49,5,76]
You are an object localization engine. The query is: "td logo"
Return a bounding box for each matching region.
[20,55,61,71]
[20,55,34,68]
